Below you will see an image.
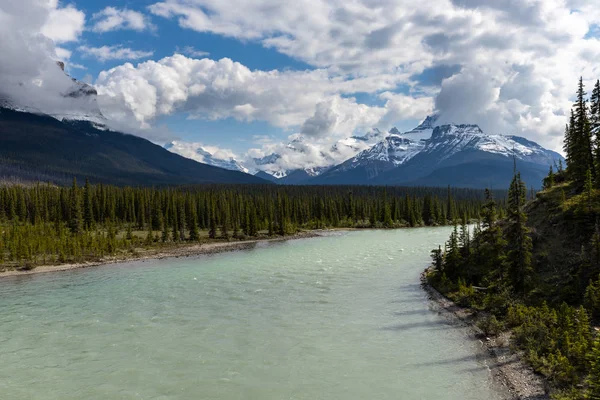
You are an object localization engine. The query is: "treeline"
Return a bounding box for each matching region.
[428,78,600,399]
[0,181,499,269]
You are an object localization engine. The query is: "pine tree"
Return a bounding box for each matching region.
[68,178,82,235]
[543,166,555,190]
[446,186,455,223]
[594,81,600,187]
[208,203,217,239]
[444,224,461,279]
[83,178,94,230]
[431,245,443,273]
[584,168,594,212]
[161,218,169,242]
[220,208,230,240]
[506,171,533,294]
[591,79,600,131]
[188,210,200,241]
[569,78,595,184]
[586,336,600,399]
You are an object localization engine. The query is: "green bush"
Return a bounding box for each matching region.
[477,315,503,337]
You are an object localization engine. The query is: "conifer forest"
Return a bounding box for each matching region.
[427,78,600,399]
[0,182,497,270]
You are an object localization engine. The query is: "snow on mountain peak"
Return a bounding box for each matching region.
[165,141,249,173]
[333,116,560,179]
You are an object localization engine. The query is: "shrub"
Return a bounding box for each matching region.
[477,315,503,337]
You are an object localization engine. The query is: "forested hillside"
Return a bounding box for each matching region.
[0,182,500,270]
[0,107,265,186]
[427,78,600,399]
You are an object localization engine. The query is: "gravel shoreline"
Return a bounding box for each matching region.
[421,269,550,400]
[0,230,324,279]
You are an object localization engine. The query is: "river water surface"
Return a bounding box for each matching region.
[0,227,505,400]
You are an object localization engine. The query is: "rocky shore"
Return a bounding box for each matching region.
[421,269,550,400]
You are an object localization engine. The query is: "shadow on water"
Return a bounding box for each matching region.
[458,358,518,373]
[409,354,484,367]
[391,309,434,317]
[381,319,460,331]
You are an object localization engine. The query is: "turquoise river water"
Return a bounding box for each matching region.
[0,227,506,400]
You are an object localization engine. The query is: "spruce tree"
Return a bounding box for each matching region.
[68,178,82,235]
[188,210,200,241]
[506,171,533,294]
[569,78,595,184]
[586,336,600,399]
[543,166,554,190]
[208,202,217,239]
[83,178,94,230]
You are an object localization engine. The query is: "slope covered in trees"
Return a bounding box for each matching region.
[0,107,266,186]
[427,78,600,399]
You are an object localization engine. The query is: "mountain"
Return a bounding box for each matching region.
[0,107,267,186]
[251,130,384,183]
[314,118,563,188]
[1,61,106,125]
[164,141,249,173]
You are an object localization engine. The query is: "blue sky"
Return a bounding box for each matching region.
[53,0,447,153]
[3,0,600,168]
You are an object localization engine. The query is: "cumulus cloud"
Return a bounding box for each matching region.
[142,0,600,156]
[40,2,85,43]
[79,45,154,62]
[91,7,154,33]
[4,0,600,172]
[94,54,395,133]
[0,0,94,116]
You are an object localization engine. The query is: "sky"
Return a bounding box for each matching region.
[2,0,600,171]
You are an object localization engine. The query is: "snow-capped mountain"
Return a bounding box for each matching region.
[314,116,563,188]
[331,115,438,179]
[0,62,106,126]
[252,129,385,182]
[164,141,249,173]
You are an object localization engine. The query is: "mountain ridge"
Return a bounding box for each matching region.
[0,107,267,186]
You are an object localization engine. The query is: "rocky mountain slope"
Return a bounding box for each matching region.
[314,118,563,188]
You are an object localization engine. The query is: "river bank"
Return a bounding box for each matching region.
[421,269,549,400]
[0,230,324,279]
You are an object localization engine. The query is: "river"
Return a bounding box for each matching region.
[0,227,506,399]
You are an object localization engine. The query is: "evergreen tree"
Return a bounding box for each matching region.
[83,178,94,230]
[208,203,217,239]
[220,208,230,240]
[68,178,82,234]
[188,210,200,241]
[584,168,594,212]
[543,166,555,190]
[161,218,169,243]
[506,171,533,294]
[446,186,455,223]
[569,78,595,184]
[587,336,600,399]
[444,224,461,279]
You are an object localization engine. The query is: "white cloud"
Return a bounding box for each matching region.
[0,0,94,118]
[41,3,85,43]
[55,47,72,60]
[79,45,154,62]
[91,7,154,33]
[94,55,398,132]
[3,0,600,172]
[175,45,210,57]
[143,0,600,155]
